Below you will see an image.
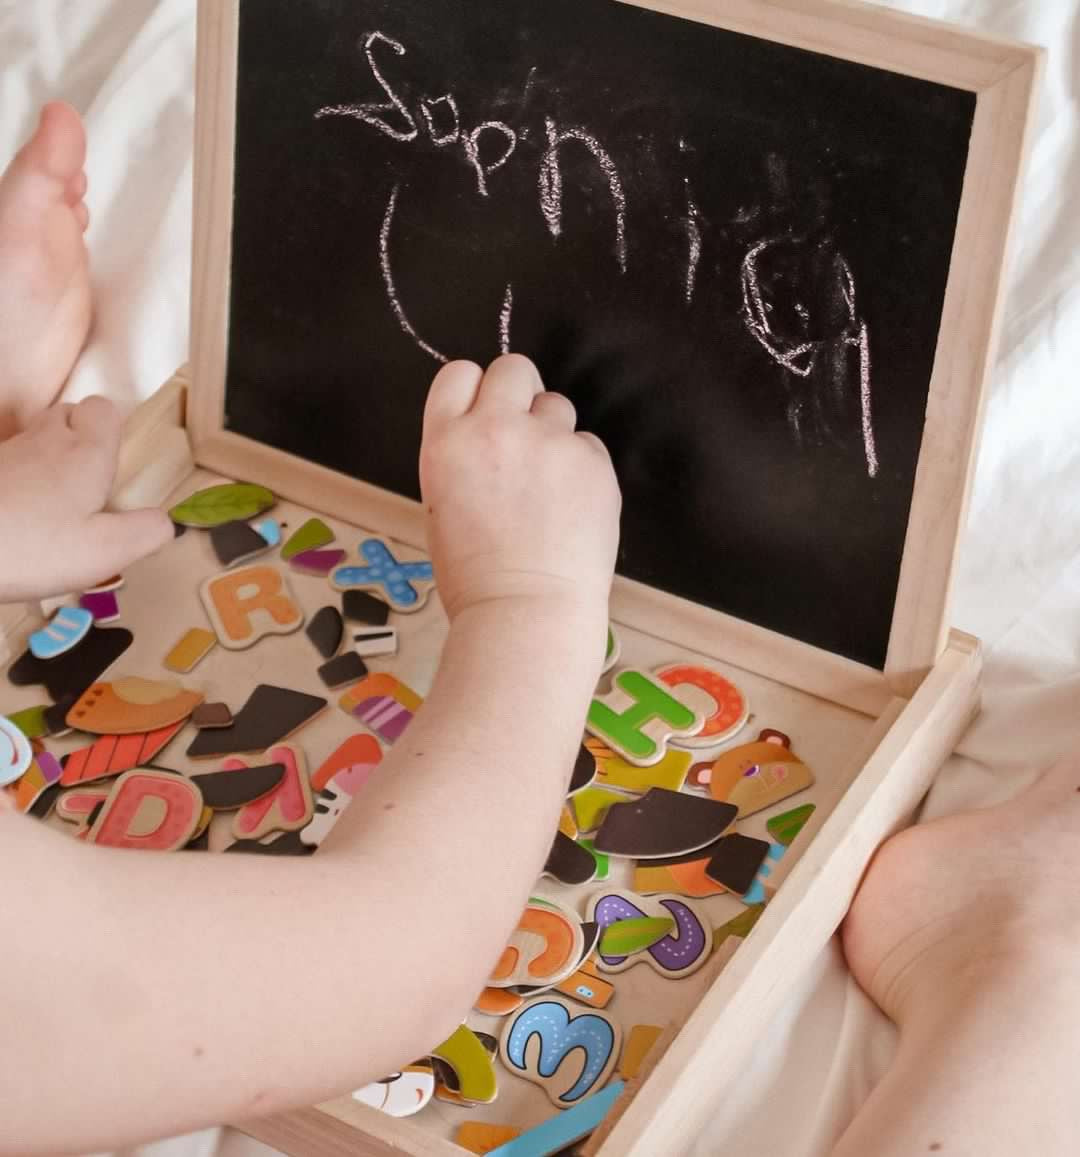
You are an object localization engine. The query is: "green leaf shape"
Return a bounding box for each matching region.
[766,803,816,846]
[169,483,275,528]
[8,705,48,740]
[599,915,675,957]
[280,517,334,560]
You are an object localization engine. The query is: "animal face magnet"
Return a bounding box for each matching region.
[351,1061,436,1118]
[703,729,814,817]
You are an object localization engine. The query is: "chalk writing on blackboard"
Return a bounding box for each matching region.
[539,119,628,275]
[499,285,514,356]
[684,180,702,306]
[379,182,448,365]
[464,122,519,198]
[419,94,460,147]
[316,32,419,142]
[319,28,882,478]
[741,237,878,477]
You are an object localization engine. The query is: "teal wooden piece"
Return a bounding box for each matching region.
[486,1081,625,1156]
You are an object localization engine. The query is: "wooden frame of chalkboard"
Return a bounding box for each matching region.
[190,0,1038,715]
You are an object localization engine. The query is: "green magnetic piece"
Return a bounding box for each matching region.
[431,1025,497,1103]
[605,628,615,660]
[598,916,675,958]
[587,670,697,761]
[7,705,48,740]
[766,803,817,846]
[578,839,610,881]
[713,905,765,951]
[169,483,275,528]
[280,517,335,560]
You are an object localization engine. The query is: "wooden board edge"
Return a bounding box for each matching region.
[610,578,895,716]
[112,370,195,513]
[599,631,981,1156]
[189,0,239,462]
[235,1103,463,1157]
[195,428,429,547]
[622,0,1041,91]
[0,602,38,668]
[114,370,188,491]
[884,49,1043,695]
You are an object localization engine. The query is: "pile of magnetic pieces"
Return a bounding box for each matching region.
[0,481,817,1157]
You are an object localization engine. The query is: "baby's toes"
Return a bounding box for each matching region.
[65,168,88,207]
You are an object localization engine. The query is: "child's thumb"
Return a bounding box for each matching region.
[80,508,176,579]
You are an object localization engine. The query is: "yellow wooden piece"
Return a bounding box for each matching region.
[558,804,578,840]
[455,1122,523,1154]
[591,740,692,794]
[163,627,217,673]
[431,1026,498,1105]
[619,1024,665,1080]
[570,786,633,834]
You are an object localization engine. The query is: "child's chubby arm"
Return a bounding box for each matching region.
[0,356,621,1155]
[0,396,174,601]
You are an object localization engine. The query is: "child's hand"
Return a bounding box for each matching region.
[0,397,173,601]
[420,355,621,623]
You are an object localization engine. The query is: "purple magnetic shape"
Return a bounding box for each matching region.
[347,695,414,743]
[290,548,348,575]
[593,893,707,973]
[79,590,120,622]
[37,751,63,785]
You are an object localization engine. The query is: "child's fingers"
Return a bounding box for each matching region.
[423,361,484,435]
[79,508,175,578]
[26,402,75,433]
[68,396,121,451]
[472,354,544,415]
[576,430,614,462]
[530,391,577,430]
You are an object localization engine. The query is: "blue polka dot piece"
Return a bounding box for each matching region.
[499,997,621,1109]
[330,538,436,612]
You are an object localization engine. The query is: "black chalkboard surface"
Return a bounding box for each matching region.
[224,0,975,669]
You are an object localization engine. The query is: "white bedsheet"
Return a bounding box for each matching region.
[1,1,1076,1154]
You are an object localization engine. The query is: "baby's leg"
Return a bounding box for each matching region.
[0,102,92,441]
[834,754,1080,1155]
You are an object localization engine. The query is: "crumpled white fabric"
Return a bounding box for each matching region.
[0,0,1076,1154]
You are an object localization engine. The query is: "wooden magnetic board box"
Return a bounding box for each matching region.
[1,0,1038,1154]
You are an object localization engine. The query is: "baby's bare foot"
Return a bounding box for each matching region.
[833,755,1080,1156]
[0,103,92,441]
[843,753,1080,1024]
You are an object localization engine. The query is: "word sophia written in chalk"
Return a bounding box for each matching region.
[316,30,879,478]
